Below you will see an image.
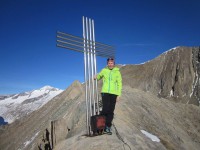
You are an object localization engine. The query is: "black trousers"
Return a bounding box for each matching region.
[101,93,117,127]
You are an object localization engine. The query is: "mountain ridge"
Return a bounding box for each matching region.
[121,46,200,105]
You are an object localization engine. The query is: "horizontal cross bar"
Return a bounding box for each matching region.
[57,44,115,58]
[56,39,115,54]
[57,31,115,50]
[56,43,115,57]
[57,35,115,52]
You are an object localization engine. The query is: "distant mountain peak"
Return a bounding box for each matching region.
[39,85,60,91]
[0,86,63,124]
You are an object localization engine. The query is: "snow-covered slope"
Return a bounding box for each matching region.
[0,86,63,124]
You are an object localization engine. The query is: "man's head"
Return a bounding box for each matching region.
[107,57,115,69]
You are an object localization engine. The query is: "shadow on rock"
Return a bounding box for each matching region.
[0,116,8,126]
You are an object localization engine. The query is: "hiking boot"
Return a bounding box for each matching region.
[104,126,112,135]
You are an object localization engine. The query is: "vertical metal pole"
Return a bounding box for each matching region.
[92,19,99,114]
[83,16,89,135]
[89,19,95,116]
[86,18,92,126]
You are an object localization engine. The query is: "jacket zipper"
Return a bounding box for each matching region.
[108,70,112,93]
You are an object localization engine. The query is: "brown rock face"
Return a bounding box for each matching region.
[121,46,200,105]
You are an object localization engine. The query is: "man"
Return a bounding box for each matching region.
[95,57,122,135]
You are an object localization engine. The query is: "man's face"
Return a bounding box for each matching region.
[107,60,114,69]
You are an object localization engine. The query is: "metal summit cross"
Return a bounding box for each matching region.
[56,16,115,135]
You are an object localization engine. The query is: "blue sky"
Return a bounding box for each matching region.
[0,0,200,94]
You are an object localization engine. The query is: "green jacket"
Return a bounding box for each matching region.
[97,67,122,96]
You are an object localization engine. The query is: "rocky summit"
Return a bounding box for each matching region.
[0,46,200,150]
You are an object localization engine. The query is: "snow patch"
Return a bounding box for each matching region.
[23,132,39,148]
[170,89,174,97]
[40,85,56,91]
[118,64,126,66]
[138,60,151,65]
[190,70,198,98]
[141,130,160,142]
[162,46,180,55]
[158,89,161,95]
